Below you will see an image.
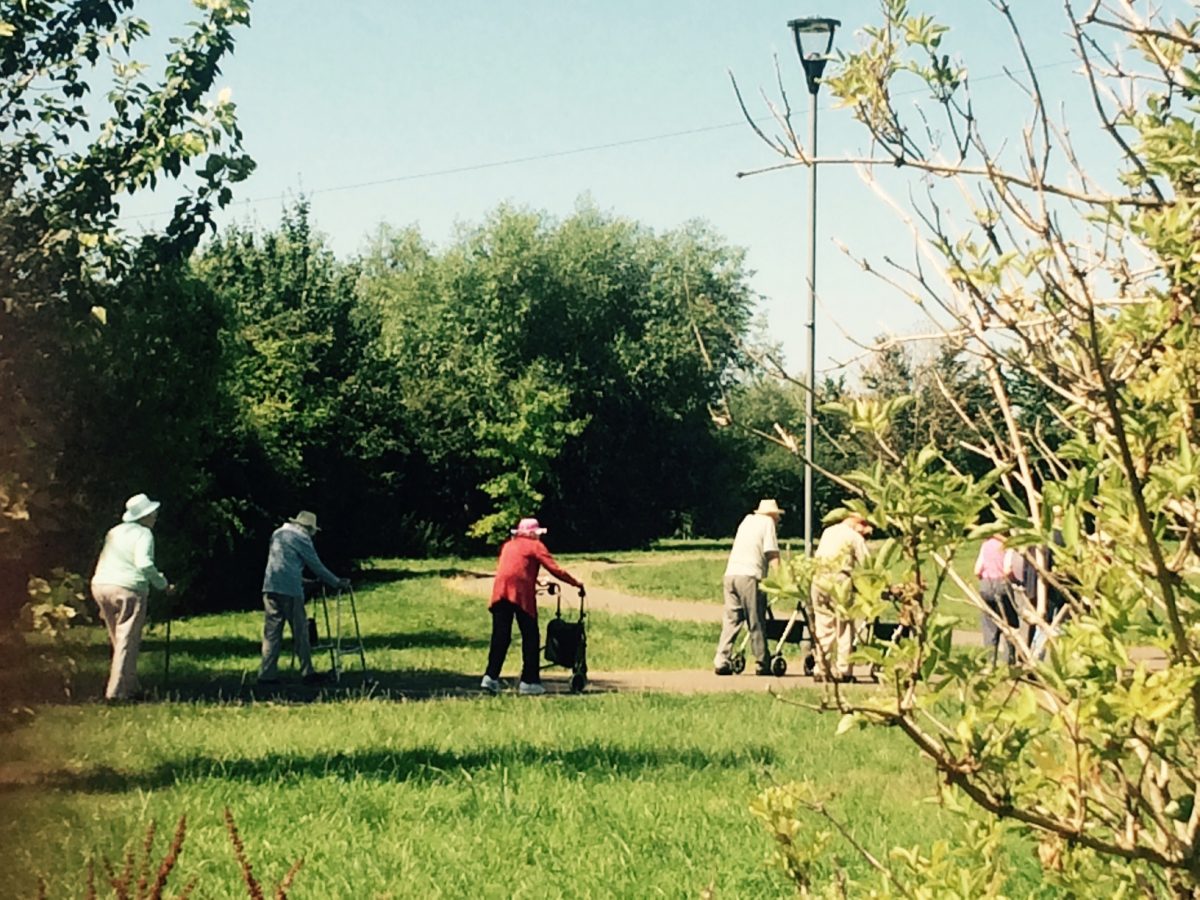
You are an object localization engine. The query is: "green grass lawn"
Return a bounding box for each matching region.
[0,552,1044,897]
[591,540,986,626]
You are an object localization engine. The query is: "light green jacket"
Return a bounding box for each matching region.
[91,522,168,593]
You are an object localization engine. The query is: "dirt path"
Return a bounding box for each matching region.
[452,560,722,622]
[449,560,1168,694]
[451,559,958,694]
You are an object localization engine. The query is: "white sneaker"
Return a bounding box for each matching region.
[517,681,546,696]
[480,675,502,694]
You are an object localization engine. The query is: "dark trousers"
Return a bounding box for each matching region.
[979,578,1018,664]
[487,600,541,684]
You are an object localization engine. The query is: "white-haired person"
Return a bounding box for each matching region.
[482,517,584,696]
[258,510,349,685]
[713,499,785,676]
[90,493,175,702]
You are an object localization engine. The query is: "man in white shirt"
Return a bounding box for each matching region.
[713,499,784,676]
[811,511,872,682]
[91,493,175,701]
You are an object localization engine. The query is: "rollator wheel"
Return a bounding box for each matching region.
[731,653,746,674]
[803,653,815,676]
[570,672,587,694]
[771,655,787,677]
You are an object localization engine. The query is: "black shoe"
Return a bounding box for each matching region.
[302,671,333,685]
[714,665,733,676]
[754,667,772,677]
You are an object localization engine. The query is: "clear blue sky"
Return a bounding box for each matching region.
[120,1,1119,374]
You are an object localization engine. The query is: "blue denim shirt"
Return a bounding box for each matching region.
[261,523,340,598]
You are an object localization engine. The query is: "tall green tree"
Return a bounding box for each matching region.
[360,203,756,548]
[193,201,405,601]
[0,0,253,621]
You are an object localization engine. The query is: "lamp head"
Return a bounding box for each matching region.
[787,16,841,95]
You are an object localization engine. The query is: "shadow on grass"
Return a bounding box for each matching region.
[8,740,778,794]
[140,628,489,661]
[38,664,607,712]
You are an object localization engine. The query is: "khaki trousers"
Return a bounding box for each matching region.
[92,584,149,700]
[811,587,855,677]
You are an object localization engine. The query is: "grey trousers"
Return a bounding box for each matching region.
[92,584,148,700]
[713,575,769,670]
[979,578,1018,664]
[260,592,314,679]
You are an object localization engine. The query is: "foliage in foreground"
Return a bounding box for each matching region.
[36,807,302,900]
[739,0,1200,895]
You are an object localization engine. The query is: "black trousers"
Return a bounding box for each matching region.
[486,600,541,684]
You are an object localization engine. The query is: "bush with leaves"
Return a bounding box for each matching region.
[737,0,1200,894]
[0,0,254,623]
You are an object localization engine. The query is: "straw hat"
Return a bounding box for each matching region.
[122,493,161,523]
[511,517,547,537]
[753,499,785,517]
[288,510,320,532]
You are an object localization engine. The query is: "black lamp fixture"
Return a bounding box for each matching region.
[787,17,841,95]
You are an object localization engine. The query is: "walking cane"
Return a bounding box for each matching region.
[163,587,176,690]
[164,615,172,688]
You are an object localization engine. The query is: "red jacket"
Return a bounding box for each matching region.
[490,536,581,618]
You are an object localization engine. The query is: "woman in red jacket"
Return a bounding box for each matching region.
[481,517,584,696]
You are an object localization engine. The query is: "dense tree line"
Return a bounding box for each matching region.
[0,2,1000,620]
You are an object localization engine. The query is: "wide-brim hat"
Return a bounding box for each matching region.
[511,517,547,536]
[754,498,785,517]
[288,510,320,532]
[122,493,161,522]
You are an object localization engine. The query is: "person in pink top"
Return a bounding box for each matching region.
[481,517,584,696]
[974,532,1018,666]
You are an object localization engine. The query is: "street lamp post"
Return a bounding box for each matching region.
[787,16,839,557]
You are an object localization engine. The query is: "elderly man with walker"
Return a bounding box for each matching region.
[713,499,785,676]
[258,510,349,685]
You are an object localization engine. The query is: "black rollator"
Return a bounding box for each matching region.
[541,582,588,693]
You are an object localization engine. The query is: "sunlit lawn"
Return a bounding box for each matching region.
[0,551,1048,898]
[592,539,985,626]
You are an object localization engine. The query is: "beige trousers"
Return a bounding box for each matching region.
[811,588,855,677]
[92,584,149,700]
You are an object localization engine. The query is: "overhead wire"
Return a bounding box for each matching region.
[116,57,1077,224]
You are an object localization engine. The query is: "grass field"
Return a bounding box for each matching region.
[592,539,985,625]
[0,550,1043,897]
[2,692,997,898]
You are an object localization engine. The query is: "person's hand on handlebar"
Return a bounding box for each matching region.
[578,584,586,598]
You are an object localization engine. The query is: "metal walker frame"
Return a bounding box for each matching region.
[310,584,367,681]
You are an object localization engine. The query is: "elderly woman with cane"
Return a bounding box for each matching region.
[90,493,175,703]
[481,517,584,696]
